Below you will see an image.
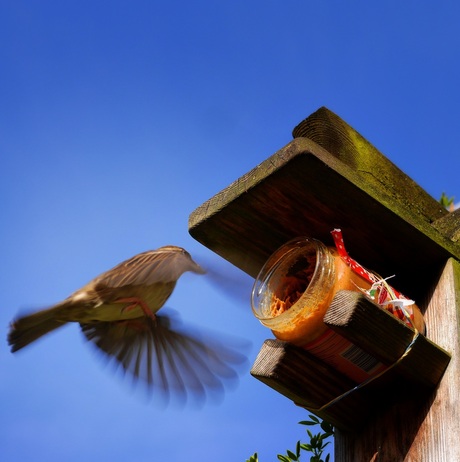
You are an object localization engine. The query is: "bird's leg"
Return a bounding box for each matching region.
[114,297,156,321]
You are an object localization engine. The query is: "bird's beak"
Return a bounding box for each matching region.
[193,261,207,275]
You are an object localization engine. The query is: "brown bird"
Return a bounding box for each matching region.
[8,245,247,405]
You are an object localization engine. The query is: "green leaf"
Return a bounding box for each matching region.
[309,434,320,448]
[320,420,334,434]
[318,441,331,452]
[299,420,318,427]
[440,192,455,209]
[250,418,334,462]
[277,455,291,462]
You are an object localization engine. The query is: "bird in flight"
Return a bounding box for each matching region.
[8,245,247,405]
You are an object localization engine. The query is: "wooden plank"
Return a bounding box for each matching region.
[323,291,451,389]
[189,133,460,302]
[334,258,460,461]
[250,291,450,432]
[292,107,448,226]
[250,339,366,430]
[432,208,460,242]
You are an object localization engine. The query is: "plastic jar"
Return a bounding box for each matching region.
[251,236,425,382]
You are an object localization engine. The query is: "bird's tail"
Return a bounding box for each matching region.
[8,302,71,352]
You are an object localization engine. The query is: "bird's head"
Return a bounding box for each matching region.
[157,246,206,275]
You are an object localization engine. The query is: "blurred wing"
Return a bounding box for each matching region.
[80,311,248,406]
[199,254,254,307]
[95,249,203,288]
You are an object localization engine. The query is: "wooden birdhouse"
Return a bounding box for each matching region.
[188,107,460,461]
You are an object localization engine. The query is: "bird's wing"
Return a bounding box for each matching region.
[94,250,204,288]
[80,311,248,406]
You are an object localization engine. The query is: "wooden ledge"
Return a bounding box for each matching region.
[250,291,451,431]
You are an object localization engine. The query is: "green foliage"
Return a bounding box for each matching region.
[440,192,455,211]
[246,453,259,462]
[248,415,334,462]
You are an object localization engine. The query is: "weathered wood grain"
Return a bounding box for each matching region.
[292,107,447,227]
[432,207,460,242]
[334,259,460,461]
[250,339,365,430]
[324,291,450,389]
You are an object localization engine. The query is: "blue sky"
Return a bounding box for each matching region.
[1,2,460,461]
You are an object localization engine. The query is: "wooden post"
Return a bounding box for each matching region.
[333,258,460,461]
[188,107,460,461]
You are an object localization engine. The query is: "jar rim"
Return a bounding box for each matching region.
[251,236,334,326]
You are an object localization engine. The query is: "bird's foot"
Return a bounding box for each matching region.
[115,297,156,321]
